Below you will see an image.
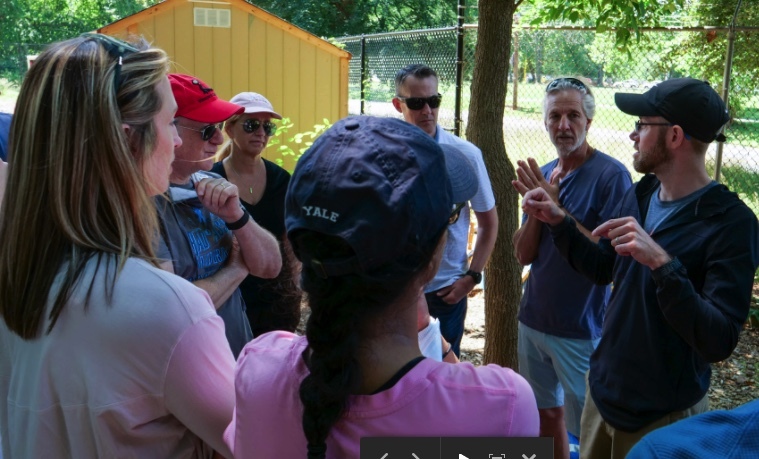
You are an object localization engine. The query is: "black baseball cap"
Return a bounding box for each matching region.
[615,78,730,143]
[285,116,477,278]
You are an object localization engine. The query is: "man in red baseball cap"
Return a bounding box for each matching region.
[155,74,282,358]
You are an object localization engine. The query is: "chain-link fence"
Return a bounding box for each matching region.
[337,25,759,216]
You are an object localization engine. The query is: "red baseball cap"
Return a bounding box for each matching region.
[169,73,243,123]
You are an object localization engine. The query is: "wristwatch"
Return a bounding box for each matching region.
[464,270,482,284]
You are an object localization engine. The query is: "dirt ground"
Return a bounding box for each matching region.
[460,289,759,411]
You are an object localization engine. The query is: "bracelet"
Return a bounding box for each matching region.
[442,343,453,359]
[225,208,251,231]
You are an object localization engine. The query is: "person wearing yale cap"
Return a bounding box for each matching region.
[521,78,759,458]
[225,116,538,458]
[155,74,282,358]
[212,92,302,336]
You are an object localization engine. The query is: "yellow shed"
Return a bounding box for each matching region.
[98,0,350,170]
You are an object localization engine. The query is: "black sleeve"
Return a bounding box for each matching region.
[549,214,616,285]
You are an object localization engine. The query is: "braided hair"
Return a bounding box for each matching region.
[293,228,444,459]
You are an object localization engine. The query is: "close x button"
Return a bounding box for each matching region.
[361,437,553,459]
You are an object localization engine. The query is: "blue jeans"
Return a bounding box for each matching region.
[424,290,467,357]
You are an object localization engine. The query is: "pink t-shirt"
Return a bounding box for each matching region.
[0,258,235,459]
[225,332,538,458]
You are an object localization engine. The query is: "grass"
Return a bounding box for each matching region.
[359,81,759,147]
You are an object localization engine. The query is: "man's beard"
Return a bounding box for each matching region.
[555,129,586,158]
[634,133,671,174]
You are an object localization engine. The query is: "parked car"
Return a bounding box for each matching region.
[613,79,641,89]
[641,80,662,89]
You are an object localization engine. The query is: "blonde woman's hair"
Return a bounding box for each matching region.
[216,113,245,162]
[0,35,170,339]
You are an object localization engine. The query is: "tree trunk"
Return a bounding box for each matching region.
[465,0,521,369]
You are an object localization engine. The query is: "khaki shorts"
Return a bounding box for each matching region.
[579,373,709,459]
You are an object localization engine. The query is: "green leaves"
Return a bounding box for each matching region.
[525,0,687,50]
[1,0,159,82]
[247,0,457,38]
[270,117,332,168]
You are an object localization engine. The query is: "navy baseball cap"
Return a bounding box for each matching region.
[285,116,477,278]
[615,78,730,143]
[438,143,478,204]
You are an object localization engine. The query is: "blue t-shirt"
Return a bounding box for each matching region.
[645,181,719,234]
[518,150,632,339]
[0,112,12,162]
[155,171,253,358]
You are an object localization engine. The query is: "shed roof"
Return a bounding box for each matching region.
[98,0,350,59]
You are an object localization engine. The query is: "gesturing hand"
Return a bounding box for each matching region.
[521,187,565,226]
[593,217,671,269]
[512,157,561,204]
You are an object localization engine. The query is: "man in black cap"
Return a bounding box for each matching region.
[521,78,759,459]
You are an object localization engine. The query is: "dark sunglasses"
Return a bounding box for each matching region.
[177,123,222,141]
[546,77,588,93]
[242,119,277,136]
[397,93,442,110]
[449,202,466,225]
[79,33,139,92]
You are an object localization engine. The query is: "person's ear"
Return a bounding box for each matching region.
[586,118,593,131]
[392,97,403,113]
[121,123,134,152]
[670,125,687,149]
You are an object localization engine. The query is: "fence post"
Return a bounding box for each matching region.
[512,18,519,110]
[715,0,742,182]
[454,0,465,137]
[360,35,366,116]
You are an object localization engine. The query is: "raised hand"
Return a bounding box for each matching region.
[512,157,561,204]
[522,187,565,226]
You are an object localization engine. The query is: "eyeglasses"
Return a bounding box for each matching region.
[177,123,222,141]
[396,94,443,110]
[449,202,466,225]
[79,33,139,92]
[634,121,672,132]
[634,121,693,140]
[546,77,588,93]
[242,119,277,136]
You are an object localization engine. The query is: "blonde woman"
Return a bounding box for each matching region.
[212,92,301,336]
[0,35,235,458]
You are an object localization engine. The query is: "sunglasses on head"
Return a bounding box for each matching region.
[449,202,466,225]
[79,33,139,93]
[177,123,222,141]
[545,77,589,93]
[242,119,277,136]
[397,93,443,110]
